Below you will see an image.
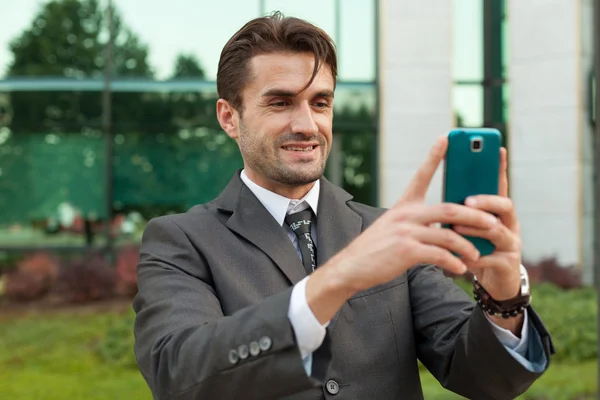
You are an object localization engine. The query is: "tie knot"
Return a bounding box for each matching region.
[285,209,314,236]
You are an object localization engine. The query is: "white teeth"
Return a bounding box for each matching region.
[284,146,314,151]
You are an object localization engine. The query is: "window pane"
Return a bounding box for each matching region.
[339,130,377,206]
[0,90,107,248]
[338,0,376,81]
[503,84,510,124]
[333,83,377,125]
[110,89,242,245]
[453,85,483,127]
[113,0,260,80]
[454,0,483,82]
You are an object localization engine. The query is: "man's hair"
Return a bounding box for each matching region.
[217,11,338,112]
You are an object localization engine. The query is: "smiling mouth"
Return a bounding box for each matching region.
[281,145,317,152]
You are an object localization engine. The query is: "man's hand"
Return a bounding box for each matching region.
[452,147,524,334]
[306,136,499,324]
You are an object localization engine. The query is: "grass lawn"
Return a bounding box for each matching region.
[0,302,596,400]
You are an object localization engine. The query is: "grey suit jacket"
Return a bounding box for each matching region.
[133,170,554,400]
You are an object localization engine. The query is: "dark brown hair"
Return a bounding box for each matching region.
[217,11,338,112]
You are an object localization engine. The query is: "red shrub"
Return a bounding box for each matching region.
[4,252,60,302]
[523,257,582,289]
[57,254,116,303]
[115,246,139,297]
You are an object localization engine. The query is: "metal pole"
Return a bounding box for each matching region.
[328,0,343,188]
[593,0,600,395]
[373,0,380,206]
[103,0,114,256]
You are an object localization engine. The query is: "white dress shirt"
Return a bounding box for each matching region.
[239,169,534,375]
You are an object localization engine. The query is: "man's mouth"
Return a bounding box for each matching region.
[282,145,317,152]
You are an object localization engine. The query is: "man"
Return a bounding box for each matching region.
[133,12,553,400]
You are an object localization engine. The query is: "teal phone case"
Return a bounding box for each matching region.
[442,128,501,256]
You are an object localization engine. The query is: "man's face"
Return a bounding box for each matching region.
[219,52,335,193]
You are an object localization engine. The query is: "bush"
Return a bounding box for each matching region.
[0,252,23,276]
[56,254,116,303]
[451,277,597,364]
[4,252,60,301]
[524,257,582,289]
[115,246,139,297]
[532,283,597,363]
[95,308,137,369]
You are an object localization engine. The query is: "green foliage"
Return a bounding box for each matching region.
[531,283,597,363]
[420,360,597,400]
[0,286,597,400]
[95,308,137,368]
[171,53,206,78]
[0,307,150,399]
[451,278,598,364]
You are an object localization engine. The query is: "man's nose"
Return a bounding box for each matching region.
[290,103,319,136]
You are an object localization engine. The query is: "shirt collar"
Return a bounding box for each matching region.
[240,169,320,226]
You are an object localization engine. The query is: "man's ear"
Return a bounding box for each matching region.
[216,99,239,139]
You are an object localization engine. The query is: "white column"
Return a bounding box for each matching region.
[378,0,454,207]
[508,0,594,283]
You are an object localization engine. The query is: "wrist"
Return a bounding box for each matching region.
[305,258,357,325]
[488,313,524,337]
[473,264,531,319]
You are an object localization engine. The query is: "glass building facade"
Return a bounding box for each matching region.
[0,0,378,253]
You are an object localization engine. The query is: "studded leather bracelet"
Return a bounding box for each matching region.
[472,264,532,319]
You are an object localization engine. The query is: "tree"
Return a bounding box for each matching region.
[0,0,154,233]
[171,53,205,79]
[7,0,153,132]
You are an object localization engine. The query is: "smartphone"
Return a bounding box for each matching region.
[442,128,501,256]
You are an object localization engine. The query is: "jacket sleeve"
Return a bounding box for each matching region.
[132,216,331,400]
[408,264,554,400]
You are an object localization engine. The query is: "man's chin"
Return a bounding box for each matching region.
[275,167,324,186]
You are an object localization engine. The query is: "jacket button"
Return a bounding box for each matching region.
[259,336,272,351]
[238,344,249,359]
[228,349,239,364]
[249,341,260,356]
[326,380,339,395]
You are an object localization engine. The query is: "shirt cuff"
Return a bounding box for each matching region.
[287,276,329,360]
[485,308,530,357]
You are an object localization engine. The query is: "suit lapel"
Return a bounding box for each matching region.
[316,178,363,328]
[215,171,306,285]
[315,178,363,267]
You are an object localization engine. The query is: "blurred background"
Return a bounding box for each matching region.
[0,0,596,399]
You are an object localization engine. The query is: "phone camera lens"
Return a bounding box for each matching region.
[471,138,482,152]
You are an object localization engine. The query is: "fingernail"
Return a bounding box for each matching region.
[488,216,498,225]
[466,197,476,206]
[472,250,480,260]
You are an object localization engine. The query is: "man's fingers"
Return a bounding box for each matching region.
[410,225,481,262]
[465,195,518,233]
[414,243,467,275]
[499,147,508,197]
[400,136,447,203]
[452,223,516,252]
[406,203,498,230]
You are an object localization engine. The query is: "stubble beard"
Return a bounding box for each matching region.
[238,121,329,186]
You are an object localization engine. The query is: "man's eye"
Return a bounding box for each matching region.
[314,102,329,108]
[270,102,288,107]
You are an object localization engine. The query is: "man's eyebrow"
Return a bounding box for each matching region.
[315,90,335,98]
[261,89,335,98]
[262,89,297,98]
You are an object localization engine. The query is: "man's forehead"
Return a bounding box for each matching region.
[247,53,335,94]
